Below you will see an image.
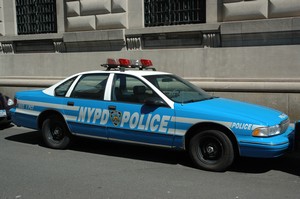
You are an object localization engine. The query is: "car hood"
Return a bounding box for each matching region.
[176,97,287,126]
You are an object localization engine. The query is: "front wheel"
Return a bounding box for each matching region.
[42,116,71,149]
[189,130,234,172]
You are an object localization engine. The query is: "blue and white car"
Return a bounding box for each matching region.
[10,59,297,171]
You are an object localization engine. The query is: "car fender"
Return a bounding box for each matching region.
[183,121,240,156]
[37,109,70,132]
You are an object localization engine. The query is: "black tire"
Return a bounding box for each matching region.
[41,116,71,149]
[189,129,234,172]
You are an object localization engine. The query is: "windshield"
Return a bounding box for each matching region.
[144,74,213,103]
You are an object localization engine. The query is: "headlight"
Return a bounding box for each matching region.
[7,99,14,106]
[252,125,281,137]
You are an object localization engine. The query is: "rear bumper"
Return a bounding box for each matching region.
[0,110,12,125]
[10,108,38,129]
[0,117,11,124]
[239,124,296,158]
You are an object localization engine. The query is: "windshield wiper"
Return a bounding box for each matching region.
[184,96,218,103]
[206,96,218,100]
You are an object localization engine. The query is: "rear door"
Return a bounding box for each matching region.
[63,73,110,138]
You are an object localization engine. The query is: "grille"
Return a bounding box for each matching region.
[16,0,57,35]
[144,0,206,27]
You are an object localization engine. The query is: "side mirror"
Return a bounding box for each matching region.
[144,97,167,107]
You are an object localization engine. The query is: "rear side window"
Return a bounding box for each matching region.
[55,77,76,97]
[70,74,109,100]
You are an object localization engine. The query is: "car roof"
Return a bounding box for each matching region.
[73,69,172,77]
[43,69,173,95]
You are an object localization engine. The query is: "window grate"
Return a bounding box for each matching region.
[144,0,206,27]
[16,0,57,35]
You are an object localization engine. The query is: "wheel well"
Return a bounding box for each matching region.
[37,110,66,130]
[184,122,240,156]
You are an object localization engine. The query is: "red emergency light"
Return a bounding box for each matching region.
[118,58,131,67]
[102,58,155,71]
[140,59,153,67]
[107,58,118,66]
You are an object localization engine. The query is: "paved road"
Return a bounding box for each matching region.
[1,125,300,199]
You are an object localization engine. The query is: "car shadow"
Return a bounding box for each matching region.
[5,130,300,176]
[0,123,14,130]
[230,155,300,175]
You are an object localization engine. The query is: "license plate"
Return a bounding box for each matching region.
[0,110,7,117]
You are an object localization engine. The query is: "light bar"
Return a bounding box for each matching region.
[130,59,141,67]
[102,58,155,71]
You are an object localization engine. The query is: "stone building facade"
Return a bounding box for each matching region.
[0,0,300,120]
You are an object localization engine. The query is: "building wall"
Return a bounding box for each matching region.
[0,0,300,120]
[66,0,128,31]
[222,0,300,21]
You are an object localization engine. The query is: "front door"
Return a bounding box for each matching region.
[107,74,175,147]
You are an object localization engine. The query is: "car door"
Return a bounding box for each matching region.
[106,74,175,147]
[62,73,110,138]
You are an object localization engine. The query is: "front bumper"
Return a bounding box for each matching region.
[239,124,297,158]
[295,121,300,151]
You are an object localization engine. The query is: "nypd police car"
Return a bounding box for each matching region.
[10,59,296,171]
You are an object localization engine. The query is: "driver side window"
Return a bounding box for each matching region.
[112,74,158,104]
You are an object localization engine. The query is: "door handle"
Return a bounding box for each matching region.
[108,105,116,110]
[67,101,74,106]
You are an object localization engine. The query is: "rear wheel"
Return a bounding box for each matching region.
[42,116,71,149]
[189,129,234,171]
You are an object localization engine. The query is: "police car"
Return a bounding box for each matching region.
[10,58,297,171]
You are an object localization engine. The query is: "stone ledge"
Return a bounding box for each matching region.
[63,29,125,42]
[1,76,300,93]
[221,17,300,34]
[0,33,63,42]
[125,23,220,35]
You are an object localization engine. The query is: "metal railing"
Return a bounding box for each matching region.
[16,0,57,35]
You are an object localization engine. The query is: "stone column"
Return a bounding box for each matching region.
[127,0,144,29]
[2,0,16,36]
[56,0,66,33]
[206,0,222,23]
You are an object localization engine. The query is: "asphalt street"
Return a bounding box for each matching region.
[1,125,300,199]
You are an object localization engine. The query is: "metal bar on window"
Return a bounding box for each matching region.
[144,0,205,27]
[16,0,57,35]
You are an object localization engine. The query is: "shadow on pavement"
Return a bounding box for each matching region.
[0,124,14,130]
[5,130,300,176]
[230,154,300,176]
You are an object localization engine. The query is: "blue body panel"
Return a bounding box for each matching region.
[10,89,295,158]
[105,101,175,147]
